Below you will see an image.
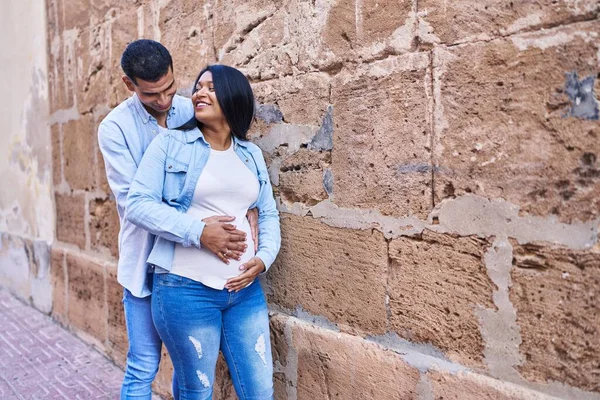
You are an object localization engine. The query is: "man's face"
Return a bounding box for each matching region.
[122,67,177,116]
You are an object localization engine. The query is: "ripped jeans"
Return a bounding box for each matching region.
[151,273,274,400]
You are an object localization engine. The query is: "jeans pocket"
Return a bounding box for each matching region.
[155,273,190,287]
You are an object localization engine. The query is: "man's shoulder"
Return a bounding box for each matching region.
[172,94,193,117]
[173,94,192,105]
[99,97,136,129]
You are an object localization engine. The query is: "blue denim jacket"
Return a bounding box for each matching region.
[98,94,193,297]
[125,127,281,273]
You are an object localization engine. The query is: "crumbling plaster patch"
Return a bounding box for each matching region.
[279,195,598,250]
[1,4,54,241]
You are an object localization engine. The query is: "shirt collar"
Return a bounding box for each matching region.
[184,127,250,149]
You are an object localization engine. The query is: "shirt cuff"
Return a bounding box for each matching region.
[186,219,206,248]
[255,250,274,273]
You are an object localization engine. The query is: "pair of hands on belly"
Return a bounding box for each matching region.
[199,208,265,292]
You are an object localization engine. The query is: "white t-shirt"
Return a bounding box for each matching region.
[169,141,259,289]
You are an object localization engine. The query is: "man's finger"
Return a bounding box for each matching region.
[228,233,247,242]
[221,223,238,231]
[225,250,243,260]
[227,242,247,252]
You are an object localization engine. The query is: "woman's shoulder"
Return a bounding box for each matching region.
[158,127,203,146]
[239,139,264,156]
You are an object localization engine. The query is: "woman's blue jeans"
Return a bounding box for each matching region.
[151,273,274,400]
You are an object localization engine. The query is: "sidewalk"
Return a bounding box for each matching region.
[0,288,152,399]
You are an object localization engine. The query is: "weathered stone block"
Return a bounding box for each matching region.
[428,370,534,400]
[253,73,331,127]
[279,150,330,206]
[107,10,139,108]
[212,0,280,64]
[433,20,600,223]
[159,1,216,88]
[62,114,97,191]
[50,247,68,325]
[219,10,289,80]
[419,0,600,45]
[268,214,388,334]
[51,124,62,186]
[66,252,107,343]
[89,197,120,259]
[323,0,415,61]
[270,314,290,400]
[55,193,86,248]
[76,27,111,113]
[510,242,600,392]
[106,263,126,366]
[46,0,91,32]
[388,230,494,368]
[47,30,78,113]
[46,0,63,40]
[331,53,433,218]
[291,319,420,399]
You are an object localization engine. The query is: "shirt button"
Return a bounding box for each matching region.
[245,159,249,162]
[168,165,173,169]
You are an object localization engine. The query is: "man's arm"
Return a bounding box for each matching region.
[97,120,139,214]
[125,134,247,258]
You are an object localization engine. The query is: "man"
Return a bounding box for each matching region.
[98,39,255,400]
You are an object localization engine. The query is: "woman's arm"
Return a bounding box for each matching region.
[253,164,281,271]
[125,134,205,248]
[225,147,281,291]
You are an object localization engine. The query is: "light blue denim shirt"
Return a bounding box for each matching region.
[98,93,194,297]
[125,127,281,275]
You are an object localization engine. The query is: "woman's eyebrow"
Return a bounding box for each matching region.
[197,80,213,86]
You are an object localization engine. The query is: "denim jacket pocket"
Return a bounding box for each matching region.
[163,157,188,201]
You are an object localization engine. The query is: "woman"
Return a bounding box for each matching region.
[126,65,280,399]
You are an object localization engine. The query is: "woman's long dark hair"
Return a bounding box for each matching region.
[177,65,255,141]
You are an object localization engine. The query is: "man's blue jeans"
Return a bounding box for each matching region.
[121,288,179,399]
[151,274,274,400]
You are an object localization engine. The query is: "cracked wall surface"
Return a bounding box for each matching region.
[0,0,54,312]
[19,0,600,398]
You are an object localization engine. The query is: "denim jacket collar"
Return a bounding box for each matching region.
[185,127,250,149]
[132,93,178,124]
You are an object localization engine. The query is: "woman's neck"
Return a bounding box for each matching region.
[202,122,232,150]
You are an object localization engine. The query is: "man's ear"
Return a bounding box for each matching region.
[122,75,135,92]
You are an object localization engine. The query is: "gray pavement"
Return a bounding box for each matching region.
[0,288,130,399]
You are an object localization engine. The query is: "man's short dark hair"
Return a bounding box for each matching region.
[121,39,173,85]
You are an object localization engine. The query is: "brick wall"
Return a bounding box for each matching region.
[45,0,600,398]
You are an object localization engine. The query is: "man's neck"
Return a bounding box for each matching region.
[144,105,168,128]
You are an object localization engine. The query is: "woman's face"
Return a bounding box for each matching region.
[192,71,224,124]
